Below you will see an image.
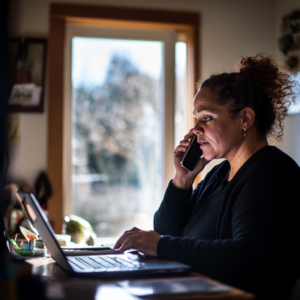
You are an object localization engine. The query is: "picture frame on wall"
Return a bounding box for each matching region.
[8,38,47,113]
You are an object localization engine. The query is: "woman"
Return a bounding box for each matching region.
[114,54,300,299]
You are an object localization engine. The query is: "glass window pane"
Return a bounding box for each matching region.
[71,37,163,237]
[288,72,300,114]
[175,42,187,147]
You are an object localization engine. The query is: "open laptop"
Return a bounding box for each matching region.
[18,191,191,278]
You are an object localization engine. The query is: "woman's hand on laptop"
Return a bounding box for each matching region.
[113,227,161,257]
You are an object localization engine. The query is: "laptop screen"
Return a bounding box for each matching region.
[18,191,73,273]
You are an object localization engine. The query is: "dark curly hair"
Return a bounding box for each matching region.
[198,54,297,140]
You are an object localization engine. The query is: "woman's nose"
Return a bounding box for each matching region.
[192,124,204,135]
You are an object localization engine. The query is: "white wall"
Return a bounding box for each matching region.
[8,0,279,187]
[8,112,48,186]
[275,0,300,166]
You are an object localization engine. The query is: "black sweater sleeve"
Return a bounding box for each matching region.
[154,179,207,237]
[154,164,222,237]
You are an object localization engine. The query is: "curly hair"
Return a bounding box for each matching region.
[198,54,298,140]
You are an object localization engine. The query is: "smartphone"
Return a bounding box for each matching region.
[180,134,203,171]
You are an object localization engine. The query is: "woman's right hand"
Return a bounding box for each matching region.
[173,129,210,190]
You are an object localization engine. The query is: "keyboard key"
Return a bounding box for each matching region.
[112,257,136,267]
[100,257,124,266]
[76,257,105,269]
[90,257,116,269]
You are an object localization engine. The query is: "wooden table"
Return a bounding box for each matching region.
[25,257,254,300]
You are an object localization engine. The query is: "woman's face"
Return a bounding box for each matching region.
[192,87,244,161]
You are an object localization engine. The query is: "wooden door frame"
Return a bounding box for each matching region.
[48,3,199,233]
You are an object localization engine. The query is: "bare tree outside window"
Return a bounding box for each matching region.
[72,38,163,237]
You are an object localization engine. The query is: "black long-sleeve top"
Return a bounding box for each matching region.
[154,146,300,299]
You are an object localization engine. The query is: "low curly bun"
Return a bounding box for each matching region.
[200,54,297,140]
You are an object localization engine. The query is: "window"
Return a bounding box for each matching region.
[175,42,188,147]
[64,25,179,237]
[48,4,199,233]
[288,72,300,114]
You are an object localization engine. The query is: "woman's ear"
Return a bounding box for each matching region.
[240,107,255,130]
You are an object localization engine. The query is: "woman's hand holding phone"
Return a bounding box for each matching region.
[173,129,210,190]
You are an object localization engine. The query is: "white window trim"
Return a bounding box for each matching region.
[63,24,177,216]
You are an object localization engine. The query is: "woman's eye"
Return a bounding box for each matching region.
[203,117,212,122]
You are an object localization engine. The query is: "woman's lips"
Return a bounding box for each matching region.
[198,141,208,148]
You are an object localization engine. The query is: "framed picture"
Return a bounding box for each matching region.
[8,38,47,113]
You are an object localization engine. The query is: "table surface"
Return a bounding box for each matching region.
[25,256,254,300]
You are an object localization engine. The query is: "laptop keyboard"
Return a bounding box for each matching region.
[74,256,143,270]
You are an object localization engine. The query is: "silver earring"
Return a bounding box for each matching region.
[244,128,247,137]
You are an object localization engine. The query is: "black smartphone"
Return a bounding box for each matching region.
[180,134,203,171]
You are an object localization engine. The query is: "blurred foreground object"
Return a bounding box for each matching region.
[55,234,71,246]
[34,172,52,210]
[3,184,25,233]
[64,215,96,245]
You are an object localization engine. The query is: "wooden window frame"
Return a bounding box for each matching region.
[48,3,199,233]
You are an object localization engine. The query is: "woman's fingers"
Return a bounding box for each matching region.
[180,129,196,149]
[194,157,211,173]
[114,227,141,250]
[114,230,145,252]
[179,139,190,146]
[116,233,139,253]
[174,145,190,154]
[114,229,161,257]
[183,128,195,141]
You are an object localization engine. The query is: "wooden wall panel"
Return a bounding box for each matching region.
[48,18,65,233]
[51,4,199,27]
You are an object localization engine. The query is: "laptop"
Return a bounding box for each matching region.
[18,191,191,278]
